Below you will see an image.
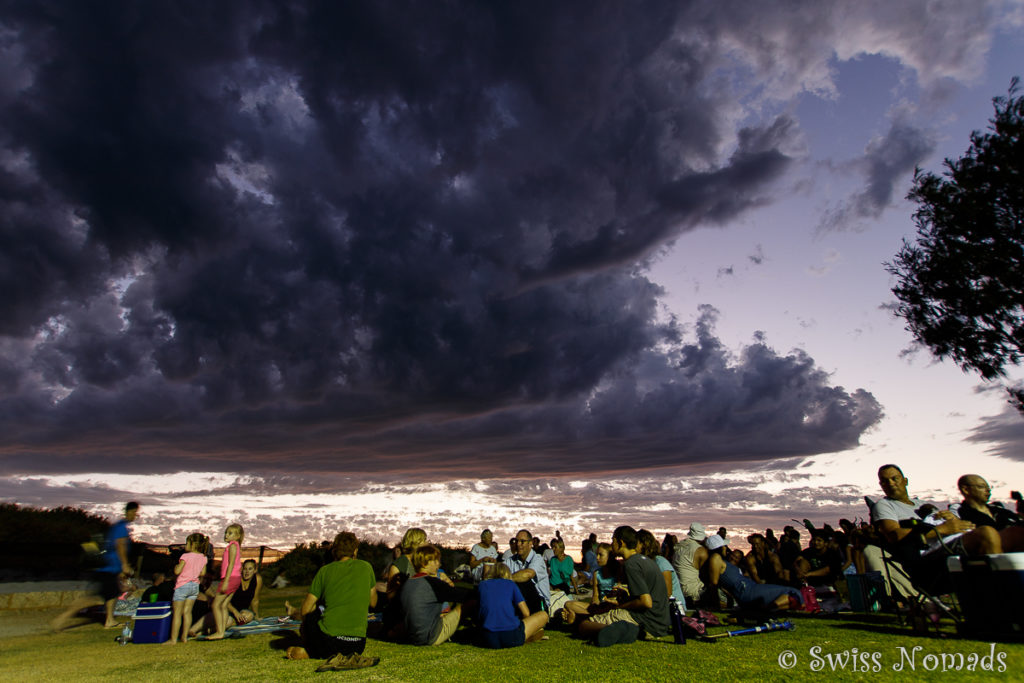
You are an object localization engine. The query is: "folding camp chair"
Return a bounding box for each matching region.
[863,499,962,635]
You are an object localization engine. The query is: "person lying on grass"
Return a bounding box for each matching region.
[286,531,378,669]
[477,563,548,648]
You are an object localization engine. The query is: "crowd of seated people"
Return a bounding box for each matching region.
[59,465,1023,669]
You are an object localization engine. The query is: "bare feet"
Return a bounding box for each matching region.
[163,640,177,645]
[286,646,309,660]
[205,632,226,640]
[562,609,576,626]
[103,622,122,629]
[526,628,545,643]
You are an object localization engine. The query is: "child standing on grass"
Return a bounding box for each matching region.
[207,523,243,640]
[168,533,209,644]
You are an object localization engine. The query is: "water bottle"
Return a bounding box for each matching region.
[669,596,686,644]
[119,622,132,645]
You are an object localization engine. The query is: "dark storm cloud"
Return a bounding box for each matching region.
[0,1,880,480]
[818,119,936,232]
[965,404,1024,462]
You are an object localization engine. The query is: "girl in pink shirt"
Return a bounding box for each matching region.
[208,523,244,640]
[168,533,209,644]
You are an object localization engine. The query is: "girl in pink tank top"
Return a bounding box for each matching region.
[207,523,244,640]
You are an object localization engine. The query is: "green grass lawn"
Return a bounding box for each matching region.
[1,587,1021,682]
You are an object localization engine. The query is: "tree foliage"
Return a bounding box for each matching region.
[0,503,113,579]
[887,78,1024,410]
[0,502,110,543]
[262,539,469,585]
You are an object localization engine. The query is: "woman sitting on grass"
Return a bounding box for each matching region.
[704,535,802,611]
[227,560,262,625]
[557,542,622,623]
[385,527,426,599]
[190,559,263,636]
[477,563,548,648]
[547,539,580,594]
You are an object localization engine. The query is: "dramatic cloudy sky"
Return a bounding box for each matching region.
[2,0,1024,550]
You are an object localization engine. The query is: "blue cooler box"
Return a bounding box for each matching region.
[133,601,172,643]
[947,553,1024,638]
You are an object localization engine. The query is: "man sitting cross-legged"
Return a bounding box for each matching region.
[504,529,551,615]
[286,531,379,671]
[567,526,669,646]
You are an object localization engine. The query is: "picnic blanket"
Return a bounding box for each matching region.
[227,616,301,635]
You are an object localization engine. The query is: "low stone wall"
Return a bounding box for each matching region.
[0,590,91,611]
[0,582,92,611]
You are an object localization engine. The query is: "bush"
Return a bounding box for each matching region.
[262,539,471,586]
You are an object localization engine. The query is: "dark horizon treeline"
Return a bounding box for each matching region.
[1,502,112,580]
[0,503,470,584]
[265,540,469,587]
[0,502,111,543]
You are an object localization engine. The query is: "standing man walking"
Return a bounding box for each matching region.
[52,501,139,631]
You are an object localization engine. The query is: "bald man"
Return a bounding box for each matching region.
[955,474,1024,551]
[872,464,1000,556]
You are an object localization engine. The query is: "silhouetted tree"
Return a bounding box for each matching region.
[887,78,1024,411]
[0,503,110,543]
[0,503,112,578]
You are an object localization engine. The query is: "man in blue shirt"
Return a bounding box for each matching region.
[504,529,550,614]
[52,501,139,631]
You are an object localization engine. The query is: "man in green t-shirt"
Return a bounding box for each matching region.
[286,532,379,671]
